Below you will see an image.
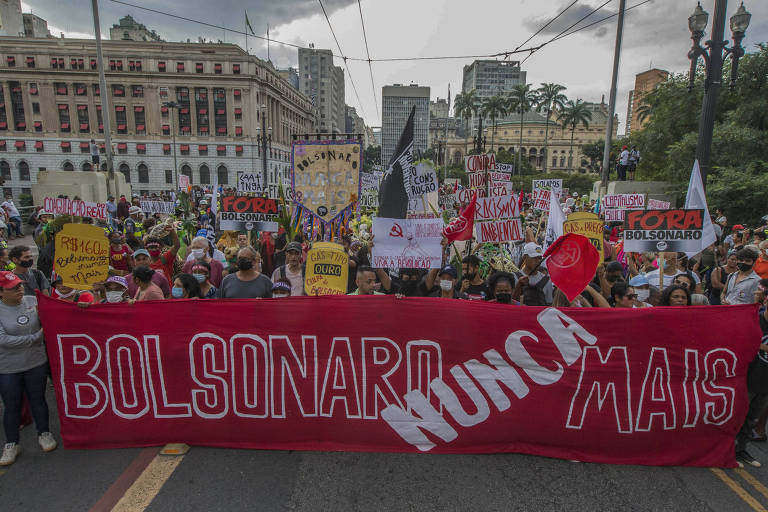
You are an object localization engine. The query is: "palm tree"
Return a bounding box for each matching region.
[536,83,568,173]
[481,95,507,152]
[636,101,653,124]
[559,99,593,172]
[506,84,539,174]
[453,90,478,159]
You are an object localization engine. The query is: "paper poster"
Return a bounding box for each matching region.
[292,140,361,223]
[140,201,175,215]
[601,193,645,209]
[563,212,605,264]
[219,195,279,232]
[179,174,190,190]
[406,162,438,198]
[623,209,704,253]
[647,198,671,210]
[604,209,626,222]
[532,179,562,210]
[43,197,107,219]
[475,195,520,222]
[237,172,264,194]
[477,218,523,243]
[304,242,349,296]
[53,224,110,290]
[371,217,444,269]
[495,162,514,173]
[464,153,496,173]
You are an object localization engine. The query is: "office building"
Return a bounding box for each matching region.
[298,47,345,134]
[625,68,669,135]
[277,67,299,90]
[461,60,526,129]
[381,84,429,165]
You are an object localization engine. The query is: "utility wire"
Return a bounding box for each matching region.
[551,0,653,42]
[513,0,579,52]
[357,0,379,124]
[317,0,368,120]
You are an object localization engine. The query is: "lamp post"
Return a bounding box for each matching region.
[256,104,272,191]
[687,1,751,188]
[162,101,180,193]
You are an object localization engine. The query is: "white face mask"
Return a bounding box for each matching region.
[106,291,125,303]
[636,289,650,302]
[55,288,76,299]
[439,279,453,291]
[190,248,205,259]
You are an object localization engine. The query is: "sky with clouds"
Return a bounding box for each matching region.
[22,0,768,135]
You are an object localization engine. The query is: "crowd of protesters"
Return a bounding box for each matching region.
[1,188,767,469]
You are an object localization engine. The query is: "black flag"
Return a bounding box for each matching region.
[378,106,414,218]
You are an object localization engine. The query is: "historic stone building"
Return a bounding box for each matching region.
[0,37,315,197]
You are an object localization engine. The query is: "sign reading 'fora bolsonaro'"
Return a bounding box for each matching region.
[623,209,704,253]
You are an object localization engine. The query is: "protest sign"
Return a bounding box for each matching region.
[563,212,605,264]
[624,209,704,253]
[601,193,645,209]
[407,189,438,217]
[43,197,107,219]
[179,174,190,190]
[219,195,279,231]
[292,140,361,223]
[304,242,349,296]
[40,294,757,467]
[53,224,109,290]
[475,195,519,222]
[532,179,562,210]
[604,209,626,222]
[477,218,523,243]
[455,185,508,204]
[371,217,443,268]
[464,153,496,173]
[360,172,379,190]
[648,198,671,210]
[140,201,175,215]
[467,172,486,189]
[405,162,438,198]
[495,162,514,173]
[237,172,264,194]
[467,171,510,190]
[359,191,379,209]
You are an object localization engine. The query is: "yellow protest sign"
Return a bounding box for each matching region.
[54,224,110,290]
[563,212,605,264]
[304,242,349,296]
[292,140,361,223]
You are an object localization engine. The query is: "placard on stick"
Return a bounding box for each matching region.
[304,242,349,296]
[54,224,110,290]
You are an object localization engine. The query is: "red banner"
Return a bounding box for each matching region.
[38,294,760,467]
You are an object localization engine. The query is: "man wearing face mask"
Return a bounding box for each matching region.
[460,255,489,300]
[144,227,180,284]
[108,232,133,277]
[217,246,273,299]
[103,276,129,303]
[423,265,466,299]
[723,248,760,305]
[488,273,519,305]
[393,269,423,297]
[183,236,224,287]
[628,274,652,307]
[8,246,50,297]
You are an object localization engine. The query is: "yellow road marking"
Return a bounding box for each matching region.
[710,468,768,512]
[110,452,185,512]
[736,468,768,501]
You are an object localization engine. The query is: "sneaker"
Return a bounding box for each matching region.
[737,450,762,468]
[38,432,57,452]
[0,443,20,466]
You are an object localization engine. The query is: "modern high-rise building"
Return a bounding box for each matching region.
[381,84,429,165]
[298,47,345,134]
[461,60,526,129]
[371,126,381,146]
[625,68,669,135]
[109,15,163,42]
[277,67,299,90]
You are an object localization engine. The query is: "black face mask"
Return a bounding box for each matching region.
[465,272,476,281]
[237,258,254,271]
[738,262,753,272]
[496,292,512,304]
[18,259,33,268]
[400,280,418,295]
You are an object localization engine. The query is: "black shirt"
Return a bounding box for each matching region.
[461,280,490,301]
[747,313,768,393]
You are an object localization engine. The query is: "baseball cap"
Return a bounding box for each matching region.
[272,281,291,293]
[522,242,543,258]
[133,249,150,258]
[129,206,142,215]
[733,224,745,230]
[0,271,23,289]
[285,241,302,253]
[106,276,128,289]
[629,275,649,287]
[439,264,457,278]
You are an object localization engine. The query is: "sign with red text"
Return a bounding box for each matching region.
[371,217,443,268]
[43,197,107,219]
[601,193,645,209]
[563,212,605,265]
[477,218,523,243]
[219,195,279,231]
[455,185,508,204]
[624,209,704,253]
[648,198,671,210]
[532,179,562,210]
[464,153,496,173]
[475,195,520,222]
[604,209,626,222]
[40,294,757,467]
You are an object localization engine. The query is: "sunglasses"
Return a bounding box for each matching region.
[674,281,689,288]
[626,294,638,299]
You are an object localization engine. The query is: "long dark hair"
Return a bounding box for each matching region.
[173,273,202,298]
[132,265,155,284]
[661,284,691,306]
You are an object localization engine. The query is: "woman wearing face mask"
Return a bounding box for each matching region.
[628,275,653,307]
[272,279,292,298]
[190,261,217,298]
[171,273,202,299]
[184,236,225,287]
[103,276,129,303]
[661,284,692,306]
[131,265,164,302]
[488,273,520,305]
[610,282,636,308]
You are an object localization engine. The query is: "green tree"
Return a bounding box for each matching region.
[363,145,381,171]
[454,90,478,159]
[559,99,592,172]
[536,83,568,173]
[481,95,508,152]
[506,84,539,175]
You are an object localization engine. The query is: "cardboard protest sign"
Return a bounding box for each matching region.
[477,219,523,243]
[140,201,175,215]
[495,162,514,173]
[464,153,496,173]
[623,209,704,253]
[604,209,626,222]
[455,185,508,204]
[532,179,562,210]
[563,212,605,264]
[219,195,279,232]
[406,162,438,198]
[54,224,109,290]
[648,198,671,209]
[179,174,190,190]
[475,195,520,222]
[601,193,645,209]
[292,139,361,223]
[474,194,522,243]
[371,217,443,268]
[407,189,439,217]
[304,242,349,296]
[43,197,107,219]
[360,172,378,190]
[237,172,264,194]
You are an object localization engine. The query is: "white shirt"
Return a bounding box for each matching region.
[186,248,227,266]
[620,150,630,165]
[2,201,20,218]
[271,265,304,296]
[90,143,99,156]
[645,269,701,289]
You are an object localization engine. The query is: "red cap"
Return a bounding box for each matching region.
[0,271,23,289]
[733,224,745,230]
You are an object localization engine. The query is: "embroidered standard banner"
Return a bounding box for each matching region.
[39,295,758,467]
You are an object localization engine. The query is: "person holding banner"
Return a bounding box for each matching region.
[271,279,292,298]
[349,266,385,296]
[127,250,171,299]
[171,274,203,300]
[188,261,217,299]
[723,248,760,305]
[271,242,304,297]
[183,237,224,287]
[216,247,272,299]
[0,271,56,466]
[660,284,692,306]
[610,282,637,309]
[423,265,465,299]
[487,273,519,305]
[513,243,552,306]
[131,266,165,302]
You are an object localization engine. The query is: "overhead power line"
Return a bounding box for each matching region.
[357,0,379,124]
[512,0,579,53]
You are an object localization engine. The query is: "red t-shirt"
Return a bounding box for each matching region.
[150,250,176,283]
[110,244,133,272]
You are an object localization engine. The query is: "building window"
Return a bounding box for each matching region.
[195,87,209,136]
[214,63,222,74]
[136,144,146,155]
[198,145,208,156]
[62,161,74,171]
[159,87,168,98]
[92,84,100,96]
[55,82,67,95]
[60,141,71,152]
[6,56,15,67]
[134,106,145,135]
[0,161,9,180]
[164,169,172,184]
[162,124,170,135]
[177,87,191,135]
[34,141,43,152]
[50,57,58,69]
[162,144,171,155]
[176,62,185,72]
[74,83,87,96]
[9,82,25,131]
[180,145,190,155]
[90,58,97,70]
[25,56,34,68]
[32,103,40,115]
[552,157,557,167]
[181,164,191,183]
[81,161,92,172]
[217,165,228,185]
[80,142,89,153]
[195,62,203,73]
[213,88,226,136]
[158,61,166,72]
[235,127,243,137]
[138,163,149,183]
[112,84,125,97]
[199,164,210,184]
[14,140,25,151]
[77,105,89,132]
[233,64,240,74]
[235,145,243,156]
[216,145,226,156]
[96,105,103,133]
[233,89,241,101]
[132,85,144,98]
[119,163,130,182]
[234,107,242,120]
[58,104,70,132]
[17,161,29,181]
[115,105,127,134]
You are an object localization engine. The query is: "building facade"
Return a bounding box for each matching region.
[344,105,365,135]
[22,13,49,38]
[0,0,23,37]
[109,15,163,43]
[461,60,526,129]
[625,68,669,135]
[381,84,429,164]
[0,37,315,198]
[297,47,345,134]
[277,67,299,90]
[429,98,449,120]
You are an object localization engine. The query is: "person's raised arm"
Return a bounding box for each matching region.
[168,226,181,257]
[583,285,610,308]
[425,268,438,292]
[375,268,392,292]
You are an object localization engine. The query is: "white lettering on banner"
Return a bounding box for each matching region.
[477,218,523,243]
[237,172,264,193]
[464,154,497,173]
[370,217,444,269]
[140,201,175,215]
[43,197,107,219]
[601,193,645,209]
[475,195,519,221]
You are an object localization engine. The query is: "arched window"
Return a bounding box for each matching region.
[199,164,210,184]
[18,161,29,181]
[81,161,92,172]
[552,157,557,167]
[0,161,10,180]
[181,164,192,183]
[119,163,130,182]
[138,163,149,183]
[63,161,74,172]
[559,156,566,168]
[217,164,228,185]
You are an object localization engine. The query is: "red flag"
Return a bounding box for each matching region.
[443,191,477,243]
[518,188,524,211]
[542,233,600,302]
[453,181,458,193]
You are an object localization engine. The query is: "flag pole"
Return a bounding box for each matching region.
[245,11,248,55]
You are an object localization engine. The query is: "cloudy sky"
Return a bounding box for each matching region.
[23,0,768,135]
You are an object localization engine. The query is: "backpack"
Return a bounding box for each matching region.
[515,271,549,306]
